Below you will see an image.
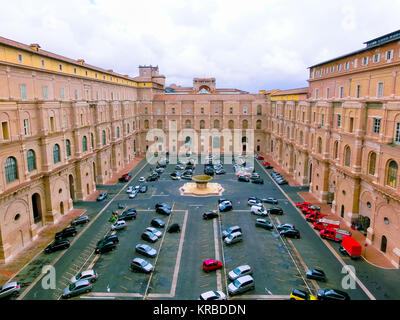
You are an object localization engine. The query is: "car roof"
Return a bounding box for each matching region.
[229,232,242,237]
[75,279,91,286]
[237,265,251,271]
[81,270,95,276]
[256,218,267,222]
[204,259,216,264]
[1,282,18,290]
[133,257,145,263]
[201,291,216,299]
[236,275,253,283]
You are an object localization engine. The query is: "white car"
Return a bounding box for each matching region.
[247,199,262,206]
[111,220,127,230]
[146,227,162,238]
[129,192,137,199]
[228,265,253,281]
[70,269,98,284]
[139,177,146,182]
[126,186,134,193]
[199,290,227,300]
[251,205,267,216]
[228,275,255,295]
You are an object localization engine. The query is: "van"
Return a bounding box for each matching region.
[228,275,255,295]
[251,205,267,216]
[222,226,242,239]
[224,232,243,245]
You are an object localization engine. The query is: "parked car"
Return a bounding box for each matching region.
[139,177,146,182]
[141,231,158,243]
[280,228,300,239]
[204,167,215,176]
[267,207,283,215]
[262,161,273,169]
[250,172,260,179]
[119,173,132,182]
[167,223,181,233]
[255,218,273,230]
[175,165,185,170]
[203,259,223,272]
[276,223,295,231]
[135,244,157,258]
[203,211,219,220]
[276,178,288,185]
[62,280,93,299]
[128,191,137,199]
[95,240,116,254]
[252,178,264,184]
[130,258,153,273]
[97,234,119,246]
[181,174,193,180]
[126,186,134,193]
[146,227,162,238]
[257,155,264,160]
[70,269,98,284]
[119,209,137,220]
[55,226,77,239]
[170,172,182,180]
[156,204,172,215]
[228,275,255,296]
[219,200,233,212]
[139,185,148,193]
[45,239,70,253]
[262,197,278,205]
[238,175,250,182]
[224,232,243,245]
[111,220,127,231]
[228,265,253,281]
[146,174,158,182]
[289,289,317,300]
[248,197,262,206]
[151,218,165,228]
[222,226,242,239]
[215,168,226,175]
[0,282,20,299]
[306,269,326,282]
[251,205,267,216]
[199,291,227,300]
[97,192,108,201]
[71,215,90,226]
[317,288,350,300]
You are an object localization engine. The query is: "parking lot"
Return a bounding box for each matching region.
[15,154,373,300]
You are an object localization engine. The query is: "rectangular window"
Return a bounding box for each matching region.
[395,123,400,144]
[354,58,358,68]
[386,50,393,60]
[229,107,233,114]
[337,64,342,72]
[326,88,330,99]
[337,114,342,127]
[172,108,175,114]
[362,56,369,66]
[41,59,45,67]
[201,107,204,114]
[345,61,350,70]
[302,112,305,122]
[60,88,65,100]
[321,114,325,127]
[96,91,99,100]
[74,89,78,100]
[339,86,344,98]
[59,64,63,71]
[313,112,316,123]
[243,107,247,114]
[43,86,48,100]
[315,89,319,99]
[18,54,22,62]
[373,53,380,63]
[186,108,190,114]
[215,107,218,114]
[2,122,9,140]
[356,85,361,98]
[50,117,55,132]
[63,115,67,129]
[20,84,27,100]
[330,66,335,73]
[349,117,354,133]
[74,68,77,74]
[23,119,29,135]
[377,82,384,98]
[373,118,381,133]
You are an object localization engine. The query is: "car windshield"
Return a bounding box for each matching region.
[232,279,241,287]
[143,245,150,251]
[75,272,82,279]
[141,260,149,267]
[68,283,76,290]
[233,268,241,275]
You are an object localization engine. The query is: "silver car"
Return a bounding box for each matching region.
[228,275,255,296]
[70,269,98,284]
[111,220,127,230]
[139,177,146,182]
[130,257,153,273]
[135,244,157,258]
[199,290,227,300]
[0,282,21,299]
[126,186,134,193]
[146,227,162,238]
[129,191,137,199]
[228,265,253,281]
[62,279,93,299]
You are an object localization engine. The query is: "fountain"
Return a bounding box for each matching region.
[179,174,224,197]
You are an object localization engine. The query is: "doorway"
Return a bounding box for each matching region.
[32,193,42,224]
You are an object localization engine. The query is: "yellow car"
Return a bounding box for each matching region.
[290,289,317,300]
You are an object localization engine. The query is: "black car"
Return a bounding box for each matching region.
[95,241,116,254]
[251,178,264,184]
[151,218,165,228]
[255,218,273,230]
[155,167,165,174]
[280,228,300,239]
[139,186,148,193]
[45,239,70,253]
[97,192,108,201]
[267,207,283,215]
[276,223,295,231]
[204,167,214,176]
[119,210,137,220]
[238,176,249,182]
[119,173,132,182]
[262,197,278,204]
[306,269,326,282]
[55,226,77,239]
[146,174,158,182]
[100,234,119,244]
[317,289,350,301]
[167,223,181,233]
[203,211,219,220]
[156,204,172,215]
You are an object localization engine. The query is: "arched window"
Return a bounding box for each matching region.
[82,136,87,152]
[200,120,205,129]
[228,120,234,129]
[5,156,18,183]
[185,120,191,129]
[102,131,106,146]
[344,146,351,167]
[214,120,219,129]
[317,137,322,154]
[66,139,71,157]
[53,144,61,163]
[386,160,398,188]
[256,120,262,129]
[27,149,36,172]
[242,120,248,129]
[368,152,377,175]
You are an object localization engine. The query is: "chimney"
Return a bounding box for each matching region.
[29,43,41,52]
[77,59,85,65]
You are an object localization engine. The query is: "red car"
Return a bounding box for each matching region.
[262,161,273,168]
[296,201,311,209]
[257,155,264,160]
[119,173,132,182]
[203,259,223,272]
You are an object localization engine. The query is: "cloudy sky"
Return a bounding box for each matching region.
[1,0,400,92]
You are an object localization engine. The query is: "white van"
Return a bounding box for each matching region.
[251,205,267,216]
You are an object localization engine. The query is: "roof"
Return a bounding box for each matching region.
[271,87,309,95]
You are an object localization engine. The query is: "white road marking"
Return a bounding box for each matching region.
[213,218,223,292]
